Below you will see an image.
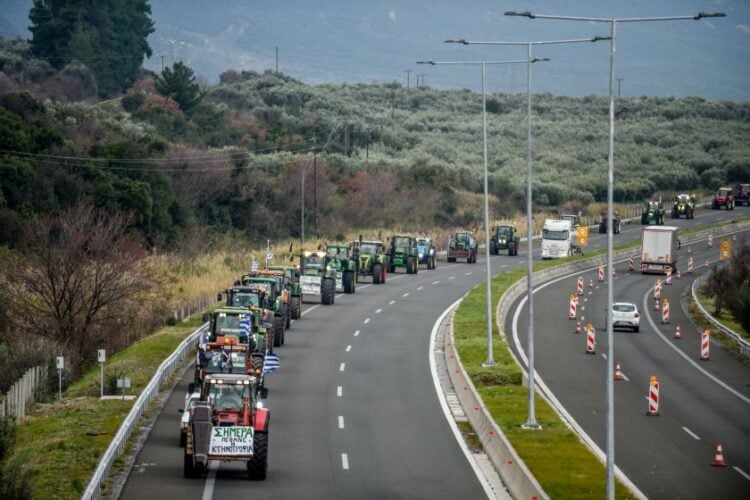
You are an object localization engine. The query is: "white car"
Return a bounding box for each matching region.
[610,302,640,332]
[179,390,201,446]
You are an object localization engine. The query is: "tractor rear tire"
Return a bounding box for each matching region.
[290,296,301,320]
[407,256,415,274]
[272,317,284,347]
[282,304,290,329]
[343,271,355,293]
[373,264,383,284]
[321,278,335,304]
[247,432,268,480]
[184,452,197,478]
[508,241,515,256]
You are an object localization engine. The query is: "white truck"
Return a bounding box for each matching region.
[541,219,573,259]
[640,226,678,274]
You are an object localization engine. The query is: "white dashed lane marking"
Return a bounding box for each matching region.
[341,453,349,470]
[363,318,370,324]
[338,416,345,429]
[448,276,456,280]
[389,300,395,305]
[345,345,352,352]
[375,308,382,314]
[337,386,342,397]
[432,281,439,285]
[417,286,424,290]
[354,330,360,337]
[402,292,409,297]
[339,363,346,372]
[682,427,700,440]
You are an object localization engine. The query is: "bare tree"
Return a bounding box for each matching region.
[4,206,159,374]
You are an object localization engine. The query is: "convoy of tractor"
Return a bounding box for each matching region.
[179,186,737,481]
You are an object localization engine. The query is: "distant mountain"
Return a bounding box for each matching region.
[2,0,749,100]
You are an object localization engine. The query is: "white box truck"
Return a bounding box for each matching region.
[541,219,573,259]
[640,226,678,274]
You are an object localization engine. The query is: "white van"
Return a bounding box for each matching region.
[541,219,572,259]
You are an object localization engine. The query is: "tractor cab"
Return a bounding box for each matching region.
[202,373,257,426]
[220,286,263,309]
[207,307,256,344]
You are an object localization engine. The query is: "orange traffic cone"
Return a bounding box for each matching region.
[674,325,682,339]
[614,362,624,381]
[712,442,727,467]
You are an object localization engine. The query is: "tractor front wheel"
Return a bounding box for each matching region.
[247,432,268,480]
[407,256,416,274]
[321,278,335,304]
[490,240,498,255]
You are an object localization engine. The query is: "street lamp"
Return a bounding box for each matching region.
[417,57,547,369]
[505,10,725,499]
[446,35,608,430]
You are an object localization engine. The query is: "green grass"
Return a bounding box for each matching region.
[9,316,204,499]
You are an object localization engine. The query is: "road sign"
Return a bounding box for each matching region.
[56,356,64,369]
[577,226,589,247]
[98,349,106,363]
[720,239,731,260]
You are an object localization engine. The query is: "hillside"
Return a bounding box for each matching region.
[1,38,749,249]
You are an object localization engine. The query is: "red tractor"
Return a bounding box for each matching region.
[183,373,269,479]
[712,187,735,210]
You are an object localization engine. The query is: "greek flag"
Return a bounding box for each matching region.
[251,257,259,272]
[262,350,280,375]
[266,239,273,262]
[240,315,251,337]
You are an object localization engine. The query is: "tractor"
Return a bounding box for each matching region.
[388,235,419,274]
[712,187,735,210]
[243,270,294,328]
[353,238,388,284]
[598,210,622,234]
[193,333,269,398]
[447,231,478,263]
[267,265,303,321]
[490,225,519,256]
[672,193,696,219]
[324,243,357,293]
[734,183,750,206]
[415,236,437,269]
[205,306,270,346]
[221,280,286,348]
[299,251,337,304]
[641,201,665,225]
[183,373,269,480]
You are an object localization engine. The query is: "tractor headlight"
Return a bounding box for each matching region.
[418,253,424,258]
[429,248,434,255]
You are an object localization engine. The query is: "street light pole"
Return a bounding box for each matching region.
[505,10,725,499]
[446,35,608,429]
[417,57,545,368]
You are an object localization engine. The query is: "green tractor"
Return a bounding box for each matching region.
[267,265,303,321]
[204,306,271,347]
[388,234,419,274]
[489,225,519,256]
[324,243,357,294]
[299,251,337,305]
[353,238,388,284]
[242,270,295,328]
[219,282,286,348]
[416,236,437,270]
[671,193,696,219]
[641,201,665,225]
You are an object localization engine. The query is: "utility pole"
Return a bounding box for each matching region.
[404,69,412,89]
[313,138,317,239]
[275,46,279,74]
[161,53,166,72]
[617,77,624,97]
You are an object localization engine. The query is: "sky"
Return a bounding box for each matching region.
[1,0,749,100]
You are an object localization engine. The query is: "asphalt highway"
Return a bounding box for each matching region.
[119,206,744,499]
[510,217,750,497]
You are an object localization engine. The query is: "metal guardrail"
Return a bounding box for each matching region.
[81,323,208,500]
[691,273,750,358]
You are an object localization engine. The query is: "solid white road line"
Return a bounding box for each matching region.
[642,292,750,406]
[353,330,360,337]
[339,363,345,372]
[363,318,370,324]
[429,297,496,499]
[375,308,382,314]
[734,466,750,482]
[681,427,701,440]
[341,453,349,470]
[346,345,352,352]
[338,416,345,429]
[337,386,342,397]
